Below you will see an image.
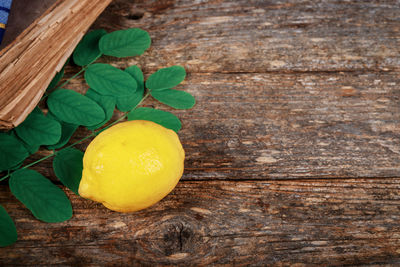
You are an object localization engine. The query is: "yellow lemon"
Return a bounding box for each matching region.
[78,120,184,212]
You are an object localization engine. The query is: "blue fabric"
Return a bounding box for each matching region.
[0,9,9,24]
[0,0,12,9]
[0,0,12,44]
[0,6,10,13]
[0,28,4,43]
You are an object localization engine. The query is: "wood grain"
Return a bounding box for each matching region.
[1,179,400,266]
[91,0,400,73]
[3,0,400,265]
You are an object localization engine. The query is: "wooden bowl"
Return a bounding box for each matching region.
[0,0,112,129]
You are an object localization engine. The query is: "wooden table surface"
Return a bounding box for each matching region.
[2,0,400,265]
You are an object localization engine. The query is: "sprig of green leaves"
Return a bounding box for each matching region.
[0,27,195,247]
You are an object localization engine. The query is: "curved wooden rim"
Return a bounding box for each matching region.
[0,0,112,129]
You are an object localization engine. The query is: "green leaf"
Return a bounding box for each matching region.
[125,65,144,91]
[46,68,65,91]
[20,140,40,155]
[0,205,17,247]
[116,66,144,112]
[0,133,29,172]
[32,107,44,115]
[127,107,181,132]
[145,66,186,91]
[15,112,62,146]
[11,108,43,154]
[47,89,105,126]
[53,148,83,195]
[25,144,40,155]
[46,112,78,150]
[73,29,107,66]
[9,162,23,171]
[9,130,39,155]
[85,89,116,130]
[85,63,137,97]
[115,88,143,112]
[150,89,195,110]
[9,169,72,223]
[99,28,151,58]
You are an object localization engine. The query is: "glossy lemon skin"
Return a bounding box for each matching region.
[78,120,185,212]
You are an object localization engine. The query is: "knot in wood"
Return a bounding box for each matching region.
[134,215,212,263]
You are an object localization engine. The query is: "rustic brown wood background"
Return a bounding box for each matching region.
[2,0,400,265]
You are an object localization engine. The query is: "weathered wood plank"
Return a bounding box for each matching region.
[1,179,400,265]
[90,0,400,73]
[26,72,400,180]
[177,72,400,180]
[3,0,400,265]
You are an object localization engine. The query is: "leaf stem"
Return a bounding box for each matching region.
[56,67,86,89]
[41,67,86,102]
[0,173,9,182]
[43,55,102,100]
[20,152,56,170]
[56,54,102,90]
[0,92,151,181]
[108,91,150,126]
